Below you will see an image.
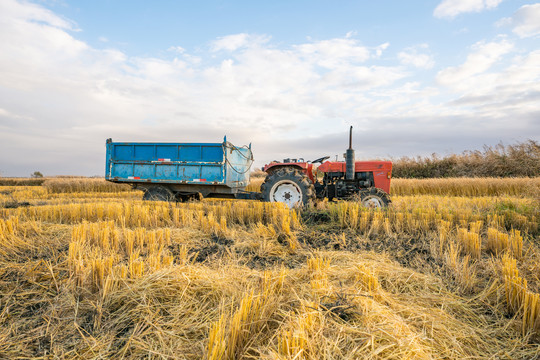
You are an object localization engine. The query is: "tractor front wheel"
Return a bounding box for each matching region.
[261,168,315,208]
[359,187,391,208]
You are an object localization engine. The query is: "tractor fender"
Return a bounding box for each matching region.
[263,163,314,183]
[264,163,305,174]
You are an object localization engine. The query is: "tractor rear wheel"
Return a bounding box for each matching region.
[359,187,391,208]
[261,168,315,208]
[142,185,174,202]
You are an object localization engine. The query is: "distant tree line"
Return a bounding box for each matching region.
[391,140,540,178]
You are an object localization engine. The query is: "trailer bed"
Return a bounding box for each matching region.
[105,138,253,197]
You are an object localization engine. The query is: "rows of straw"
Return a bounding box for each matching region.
[327,197,538,236]
[0,179,539,358]
[501,253,540,337]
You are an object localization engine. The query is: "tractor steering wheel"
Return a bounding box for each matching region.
[311,156,330,164]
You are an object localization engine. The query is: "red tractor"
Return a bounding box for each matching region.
[261,127,392,208]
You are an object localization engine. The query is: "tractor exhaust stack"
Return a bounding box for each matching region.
[346,126,355,180]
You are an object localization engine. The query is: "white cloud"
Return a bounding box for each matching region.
[442,48,540,127]
[0,1,410,175]
[211,33,270,52]
[434,0,503,18]
[295,38,391,70]
[0,108,10,117]
[0,107,33,121]
[398,45,434,69]
[436,38,513,87]
[167,45,185,53]
[0,0,538,176]
[296,38,371,67]
[0,0,76,30]
[498,3,540,38]
[375,42,390,57]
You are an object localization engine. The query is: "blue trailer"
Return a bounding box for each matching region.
[105,137,258,201]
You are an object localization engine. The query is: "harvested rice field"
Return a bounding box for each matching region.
[0,178,539,359]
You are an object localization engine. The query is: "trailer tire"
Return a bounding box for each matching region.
[261,167,315,208]
[178,193,203,202]
[358,187,391,208]
[142,185,175,202]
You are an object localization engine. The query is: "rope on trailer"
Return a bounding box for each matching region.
[223,142,254,175]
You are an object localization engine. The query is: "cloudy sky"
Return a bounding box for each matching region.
[0,0,539,176]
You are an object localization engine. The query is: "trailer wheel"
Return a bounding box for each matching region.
[178,193,202,202]
[142,185,174,202]
[359,187,391,208]
[261,167,315,208]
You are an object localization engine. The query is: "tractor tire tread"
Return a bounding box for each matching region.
[359,187,391,207]
[261,167,315,206]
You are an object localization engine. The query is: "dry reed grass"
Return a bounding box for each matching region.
[43,178,132,193]
[0,181,539,358]
[245,177,264,192]
[391,139,540,178]
[0,177,47,186]
[391,177,540,197]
